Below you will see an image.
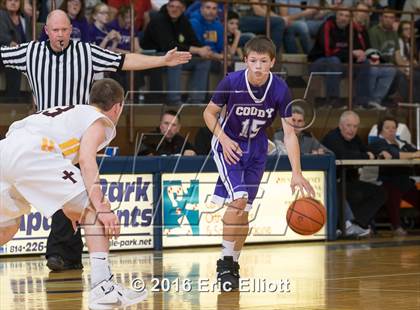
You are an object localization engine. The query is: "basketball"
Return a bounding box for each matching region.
[286,197,326,235]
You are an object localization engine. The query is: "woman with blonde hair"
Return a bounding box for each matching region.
[88,2,121,50]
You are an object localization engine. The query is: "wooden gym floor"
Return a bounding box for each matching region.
[1,236,420,309]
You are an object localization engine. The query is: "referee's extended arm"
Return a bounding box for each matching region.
[122,47,192,71]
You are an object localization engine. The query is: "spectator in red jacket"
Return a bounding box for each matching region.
[308,8,370,107]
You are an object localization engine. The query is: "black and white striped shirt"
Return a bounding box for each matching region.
[0,40,125,111]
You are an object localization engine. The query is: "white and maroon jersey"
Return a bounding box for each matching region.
[6,105,115,164]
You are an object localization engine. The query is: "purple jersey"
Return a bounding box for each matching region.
[211,69,292,143]
[89,24,113,48]
[107,19,132,51]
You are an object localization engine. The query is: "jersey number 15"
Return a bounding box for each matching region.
[239,119,266,139]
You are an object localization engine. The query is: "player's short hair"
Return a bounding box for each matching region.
[244,35,276,60]
[90,78,124,111]
[377,116,398,135]
[161,110,181,122]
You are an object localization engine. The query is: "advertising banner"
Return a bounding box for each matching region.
[162,171,326,247]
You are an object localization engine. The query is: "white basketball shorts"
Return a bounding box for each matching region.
[0,129,87,225]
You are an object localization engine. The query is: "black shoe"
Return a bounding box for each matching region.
[217,256,240,291]
[47,255,83,271]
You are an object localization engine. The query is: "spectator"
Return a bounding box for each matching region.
[226,11,255,60]
[308,8,370,107]
[368,8,398,63]
[394,20,420,102]
[322,110,387,237]
[107,5,143,92]
[107,5,141,53]
[238,0,286,52]
[273,106,332,155]
[277,0,319,53]
[369,116,420,236]
[354,3,396,110]
[0,0,32,99]
[138,110,196,156]
[107,0,152,32]
[189,0,224,61]
[141,0,212,104]
[88,3,120,50]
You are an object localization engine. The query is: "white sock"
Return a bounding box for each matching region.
[232,250,241,262]
[221,240,235,259]
[90,252,111,288]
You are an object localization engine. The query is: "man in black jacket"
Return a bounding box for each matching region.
[322,111,387,236]
[309,8,370,106]
[141,0,212,104]
[138,110,196,156]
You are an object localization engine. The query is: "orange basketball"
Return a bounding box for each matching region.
[286,197,326,235]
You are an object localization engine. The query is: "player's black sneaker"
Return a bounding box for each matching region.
[217,256,240,291]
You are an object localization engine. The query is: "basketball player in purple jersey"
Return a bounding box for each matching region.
[203,36,315,291]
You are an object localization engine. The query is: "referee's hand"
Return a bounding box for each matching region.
[164,48,192,66]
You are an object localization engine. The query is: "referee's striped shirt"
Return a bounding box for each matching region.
[0,40,125,111]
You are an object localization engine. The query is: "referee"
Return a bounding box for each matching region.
[0,10,191,271]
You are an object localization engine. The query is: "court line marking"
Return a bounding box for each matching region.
[326,272,420,281]
[327,287,420,293]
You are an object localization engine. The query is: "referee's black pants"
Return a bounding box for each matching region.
[46,209,83,263]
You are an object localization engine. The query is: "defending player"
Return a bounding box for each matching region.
[203,36,315,291]
[0,79,146,309]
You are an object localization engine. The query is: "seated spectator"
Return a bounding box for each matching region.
[138,110,196,156]
[368,8,400,105]
[185,0,224,20]
[107,5,143,91]
[107,0,152,32]
[141,0,212,104]
[273,106,332,155]
[107,5,141,54]
[84,0,102,18]
[0,0,32,99]
[368,116,420,236]
[394,21,420,103]
[368,121,412,145]
[354,3,396,110]
[189,0,224,63]
[308,8,370,107]
[40,0,90,42]
[238,0,286,53]
[322,110,387,237]
[277,0,319,53]
[89,3,120,50]
[226,10,254,58]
